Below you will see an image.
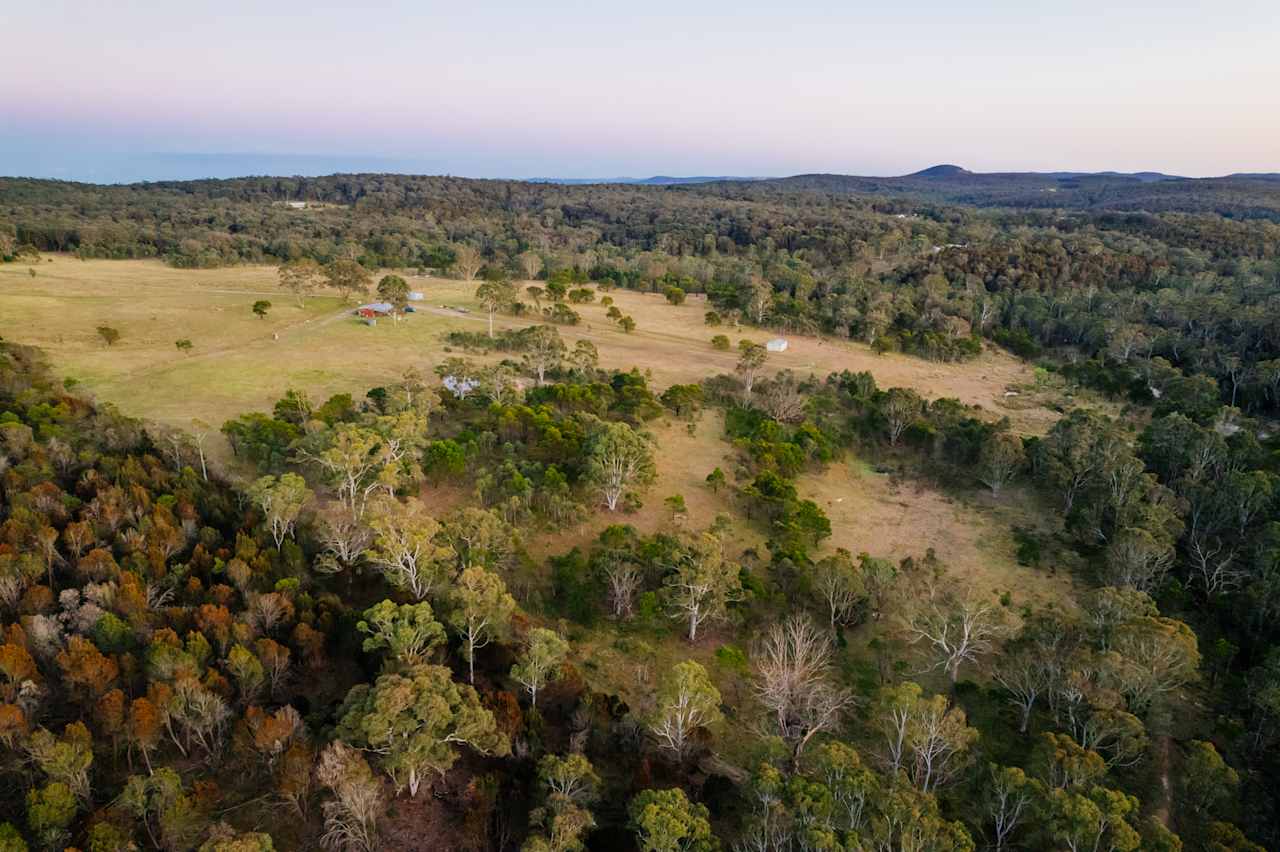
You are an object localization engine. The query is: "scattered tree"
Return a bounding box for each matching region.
[812,548,864,629]
[324,259,372,302]
[316,740,384,852]
[736,341,768,398]
[476,278,517,338]
[357,600,446,668]
[903,582,1005,684]
[246,473,312,550]
[522,324,566,385]
[882,387,922,447]
[511,628,568,709]
[278,258,322,306]
[518,251,544,281]
[586,420,656,511]
[376,274,411,317]
[979,432,1025,495]
[649,660,722,758]
[453,244,483,281]
[337,664,508,797]
[363,498,454,601]
[447,566,515,684]
[628,788,717,852]
[663,531,742,642]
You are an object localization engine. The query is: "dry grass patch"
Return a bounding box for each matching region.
[0,258,476,433]
[799,459,1075,611]
[1,259,1066,440]
[489,286,1062,435]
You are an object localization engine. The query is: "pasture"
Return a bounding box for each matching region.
[0,257,1063,435]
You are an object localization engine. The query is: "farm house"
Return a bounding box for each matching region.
[355,302,395,325]
[766,338,789,352]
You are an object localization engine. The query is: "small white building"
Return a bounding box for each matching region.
[408,291,425,301]
[286,201,307,209]
[766,338,789,352]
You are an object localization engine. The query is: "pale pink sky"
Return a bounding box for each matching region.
[3,0,1278,180]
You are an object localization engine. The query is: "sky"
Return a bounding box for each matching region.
[2,0,1278,182]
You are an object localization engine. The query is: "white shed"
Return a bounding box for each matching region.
[766,338,789,352]
[407,291,425,301]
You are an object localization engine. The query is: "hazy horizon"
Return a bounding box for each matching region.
[10,149,1278,186]
[3,0,1278,183]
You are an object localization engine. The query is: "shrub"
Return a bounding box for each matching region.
[992,327,1041,359]
[1012,527,1042,566]
[715,644,748,672]
[544,303,581,325]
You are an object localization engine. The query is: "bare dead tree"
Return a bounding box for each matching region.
[993,646,1051,733]
[317,741,384,852]
[903,583,1005,684]
[605,560,642,620]
[752,616,854,765]
[756,371,808,423]
[314,502,372,576]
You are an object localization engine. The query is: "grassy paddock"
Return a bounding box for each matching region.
[0,257,1062,434]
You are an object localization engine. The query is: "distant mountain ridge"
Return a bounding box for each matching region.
[526,166,1280,188]
[715,165,1280,220]
[5,163,1278,220]
[525,175,763,185]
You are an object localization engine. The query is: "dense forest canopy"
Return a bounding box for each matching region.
[1,172,1280,850]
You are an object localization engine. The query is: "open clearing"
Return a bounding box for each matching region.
[800,459,1075,608]
[0,257,1065,438]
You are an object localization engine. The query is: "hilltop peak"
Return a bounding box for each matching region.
[908,164,971,178]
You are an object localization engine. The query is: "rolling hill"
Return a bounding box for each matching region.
[720,165,1280,219]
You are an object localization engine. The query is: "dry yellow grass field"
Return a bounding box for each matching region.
[0,256,1063,435]
[801,460,1074,608]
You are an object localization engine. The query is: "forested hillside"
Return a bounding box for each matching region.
[1,173,1279,850]
[729,169,1280,219]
